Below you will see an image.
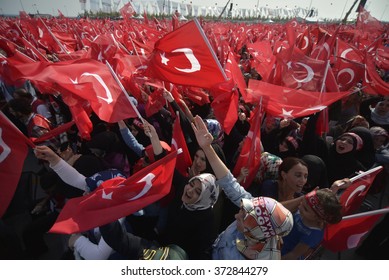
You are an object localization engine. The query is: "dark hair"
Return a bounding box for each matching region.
[194,143,226,175]
[8,98,32,115]
[278,157,308,180]
[316,189,342,224]
[13,88,32,100]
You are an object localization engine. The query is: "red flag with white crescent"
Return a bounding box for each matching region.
[0,112,35,217]
[145,19,227,89]
[49,150,178,234]
[340,166,383,216]
[322,207,389,253]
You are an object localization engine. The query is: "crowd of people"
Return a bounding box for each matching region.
[1,12,389,261]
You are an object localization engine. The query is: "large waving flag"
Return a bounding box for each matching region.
[145,19,227,89]
[1,58,139,131]
[49,149,179,234]
[247,79,351,119]
[340,166,383,215]
[322,207,389,253]
[0,112,35,217]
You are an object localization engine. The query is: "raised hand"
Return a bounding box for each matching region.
[34,145,61,166]
[191,115,213,148]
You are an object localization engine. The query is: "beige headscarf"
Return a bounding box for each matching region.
[182,173,219,211]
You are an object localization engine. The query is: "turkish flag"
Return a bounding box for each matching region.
[49,150,178,234]
[145,19,227,89]
[322,207,389,252]
[0,112,35,217]
[246,41,276,83]
[171,112,192,177]
[224,51,248,101]
[279,48,328,92]
[1,58,139,124]
[247,79,351,119]
[356,7,384,36]
[120,2,136,19]
[232,105,263,189]
[333,39,364,91]
[340,166,383,216]
[363,53,389,95]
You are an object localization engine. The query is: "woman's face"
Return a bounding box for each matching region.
[375,100,389,116]
[335,135,354,154]
[373,135,387,150]
[129,125,139,137]
[281,163,308,194]
[191,149,207,175]
[278,140,289,152]
[181,179,202,205]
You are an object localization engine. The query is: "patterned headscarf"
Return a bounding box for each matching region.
[236,197,293,260]
[182,173,219,211]
[205,119,224,147]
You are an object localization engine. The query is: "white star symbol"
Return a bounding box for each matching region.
[102,190,113,200]
[160,52,169,65]
[282,108,294,118]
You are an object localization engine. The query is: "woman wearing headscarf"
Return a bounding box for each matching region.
[191,115,346,260]
[327,132,367,183]
[191,115,294,260]
[159,173,220,260]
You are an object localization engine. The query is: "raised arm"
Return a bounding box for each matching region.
[34,145,87,192]
[118,120,144,157]
[191,115,252,206]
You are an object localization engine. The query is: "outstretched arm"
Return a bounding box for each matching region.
[191,115,252,206]
[34,145,87,191]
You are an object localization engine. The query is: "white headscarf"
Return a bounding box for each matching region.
[182,173,219,211]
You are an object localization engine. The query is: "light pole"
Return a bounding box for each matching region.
[32,3,37,14]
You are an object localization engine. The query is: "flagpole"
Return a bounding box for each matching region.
[15,49,36,62]
[127,35,144,66]
[349,165,383,183]
[342,207,389,220]
[22,37,51,62]
[193,18,228,81]
[105,61,143,120]
[37,17,74,59]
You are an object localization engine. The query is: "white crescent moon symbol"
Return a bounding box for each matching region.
[301,36,309,50]
[115,30,122,39]
[81,72,113,104]
[129,173,155,201]
[0,128,11,163]
[345,185,366,207]
[38,27,43,38]
[340,48,353,59]
[293,62,314,83]
[172,48,201,73]
[337,68,355,85]
[364,67,371,83]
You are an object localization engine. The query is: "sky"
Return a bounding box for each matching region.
[0,0,388,21]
